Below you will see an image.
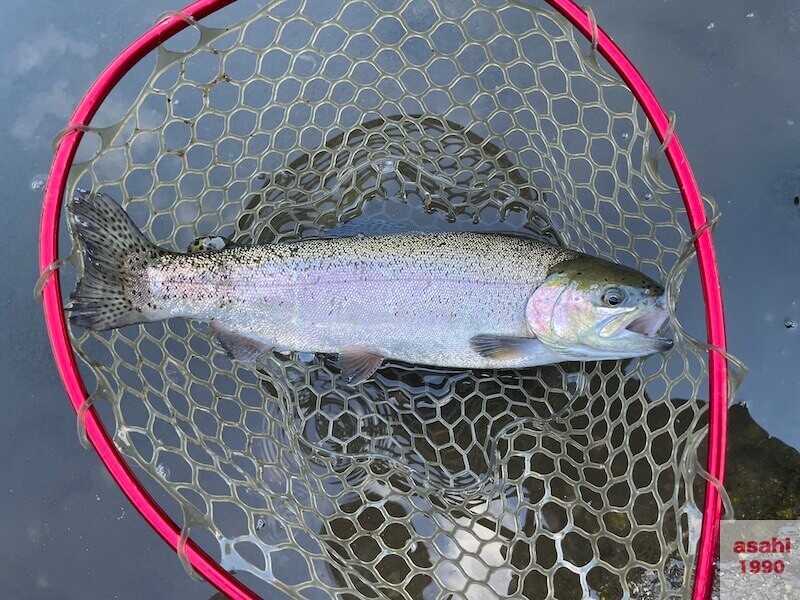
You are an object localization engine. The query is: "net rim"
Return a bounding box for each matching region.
[36,1,728,598]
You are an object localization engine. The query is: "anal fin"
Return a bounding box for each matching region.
[339,347,384,385]
[210,321,269,364]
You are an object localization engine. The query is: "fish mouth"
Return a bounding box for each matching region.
[625,309,669,337]
[621,308,673,350]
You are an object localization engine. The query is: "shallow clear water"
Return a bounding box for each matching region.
[4,0,800,598]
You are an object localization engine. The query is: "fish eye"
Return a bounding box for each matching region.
[602,287,626,307]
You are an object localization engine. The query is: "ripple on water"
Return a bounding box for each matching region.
[30,174,47,191]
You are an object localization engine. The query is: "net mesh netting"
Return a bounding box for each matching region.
[58,0,721,597]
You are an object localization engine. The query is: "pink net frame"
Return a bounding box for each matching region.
[37,1,728,598]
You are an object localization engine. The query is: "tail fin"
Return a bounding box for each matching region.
[68,190,163,330]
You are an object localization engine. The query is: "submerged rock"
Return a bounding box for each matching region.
[725,404,800,520]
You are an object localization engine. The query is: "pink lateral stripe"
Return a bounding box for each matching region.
[38,1,257,598]
[544,2,729,599]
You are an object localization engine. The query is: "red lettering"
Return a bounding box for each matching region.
[776,560,786,573]
[733,537,792,557]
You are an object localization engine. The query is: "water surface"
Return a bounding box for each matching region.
[3,0,798,597]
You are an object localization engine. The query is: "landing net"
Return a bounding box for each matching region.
[39,1,735,598]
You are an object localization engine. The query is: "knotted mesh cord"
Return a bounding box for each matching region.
[60,1,721,597]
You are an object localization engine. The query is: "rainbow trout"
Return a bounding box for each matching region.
[69,191,672,383]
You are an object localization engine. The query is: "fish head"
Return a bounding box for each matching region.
[526,256,672,360]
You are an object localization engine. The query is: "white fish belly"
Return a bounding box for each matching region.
[229,277,534,367]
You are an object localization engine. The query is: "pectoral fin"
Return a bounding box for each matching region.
[339,347,384,385]
[210,321,269,364]
[469,334,539,360]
